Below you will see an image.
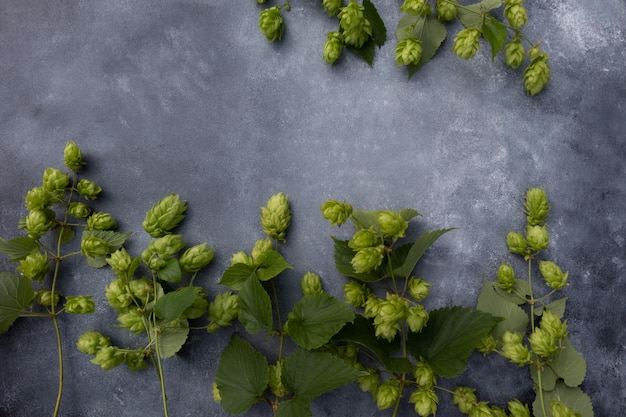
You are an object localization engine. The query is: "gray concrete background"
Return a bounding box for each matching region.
[0,0,624,416]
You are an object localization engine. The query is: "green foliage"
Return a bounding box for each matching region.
[0,272,35,333]
[252,0,551,94]
[0,237,38,262]
[407,306,501,377]
[287,293,355,349]
[215,335,269,414]
[237,273,274,334]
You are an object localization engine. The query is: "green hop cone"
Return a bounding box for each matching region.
[323,32,344,65]
[376,379,401,410]
[506,231,528,256]
[363,294,383,318]
[207,292,240,331]
[142,193,187,238]
[68,202,91,218]
[17,250,50,281]
[259,6,285,42]
[406,304,429,333]
[491,405,508,417]
[539,260,569,289]
[524,51,551,96]
[400,0,426,15]
[76,330,111,355]
[410,388,438,417]
[348,228,379,249]
[501,331,532,365]
[64,295,96,314]
[550,400,581,417]
[36,290,61,307]
[338,1,372,48]
[526,225,549,252]
[529,327,558,357]
[183,287,209,319]
[251,238,272,264]
[436,0,457,21]
[152,234,185,258]
[117,307,146,333]
[179,243,215,274]
[496,262,516,292]
[128,277,154,302]
[453,28,481,60]
[343,280,369,307]
[413,361,436,389]
[106,248,133,275]
[508,399,530,417]
[351,245,384,273]
[105,278,134,311]
[540,310,568,340]
[356,367,381,393]
[81,235,111,258]
[76,179,102,200]
[375,294,408,325]
[452,386,478,414]
[269,360,289,397]
[477,332,496,355]
[25,209,54,239]
[124,350,148,372]
[505,39,526,69]
[301,271,324,296]
[408,277,430,301]
[260,192,291,241]
[374,320,401,341]
[87,212,117,230]
[395,36,423,67]
[64,140,85,171]
[505,2,528,30]
[42,167,69,192]
[377,210,408,239]
[212,382,222,403]
[322,0,343,16]
[524,187,550,226]
[25,186,51,211]
[90,346,124,370]
[230,250,254,266]
[470,402,494,417]
[320,199,353,226]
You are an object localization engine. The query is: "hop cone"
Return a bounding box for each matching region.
[142,193,187,237]
[259,6,285,42]
[453,28,481,60]
[505,3,528,30]
[524,52,551,96]
[338,1,372,48]
[505,40,525,69]
[395,36,423,66]
[436,0,457,21]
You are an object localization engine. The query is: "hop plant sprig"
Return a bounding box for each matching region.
[0,141,130,417]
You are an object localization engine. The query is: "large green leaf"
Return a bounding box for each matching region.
[481,17,507,61]
[457,0,503,28]
[287,293,355,349]
[215,335,269,414]
[255,249,293,282]
[282,349,364,400]
[332,315,413,374]
[535,297,568,319]
[82,229,132,250]
[154,286,198,321]
[346,40,376,67]
[350,209,382,232]
[157,258,182,283]
[0,272,35,333]
[276,398,312,417]
[238,275,273,335]
[531,337,587,390]
[407,16,448,78]
[533,381,594,417]
[407,306,500,377]
[0,237,39,262]
[156,321,189,359]
[389,228,454,279]
[494,278,531,306]
[219,263,257,291]
[363,0,386,47]
[477,280,529,340]
[332,237,385,282]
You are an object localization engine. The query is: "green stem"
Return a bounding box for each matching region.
[51,315,63,417]
[527,259,548,417]
[151,274,169,417]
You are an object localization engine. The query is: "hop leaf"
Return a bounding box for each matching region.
[258,6,285,42]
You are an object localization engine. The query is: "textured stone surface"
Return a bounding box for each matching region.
[0,1,624,416]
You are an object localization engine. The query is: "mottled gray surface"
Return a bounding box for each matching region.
[0,0,624,416]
